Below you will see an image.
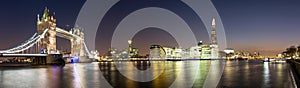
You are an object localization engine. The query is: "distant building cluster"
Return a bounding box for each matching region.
[149,18,219,59]
[223,48,263,59]
[102,18,224,60]
[101,40,140,60]
[127,40,139,58]
[149,41,219,59]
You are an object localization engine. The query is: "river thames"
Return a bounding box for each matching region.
[0,60,294,88]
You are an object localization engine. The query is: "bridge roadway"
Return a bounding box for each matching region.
[0,54,47,57]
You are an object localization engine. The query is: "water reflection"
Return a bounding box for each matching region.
[99,61,210,88]
[219,60,293,88]
[263,62,270,88]
[0,60,294,88]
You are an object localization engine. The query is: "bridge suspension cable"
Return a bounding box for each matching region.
[0,28,49,53]
[0,27,93,59]
[4,33,39,52]
[83,42,92,57]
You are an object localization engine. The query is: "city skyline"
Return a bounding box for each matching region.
[0,1,298,87]
[0,0,300,56]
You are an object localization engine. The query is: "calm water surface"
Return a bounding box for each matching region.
[219,60,293,88]
[0,60,294,88]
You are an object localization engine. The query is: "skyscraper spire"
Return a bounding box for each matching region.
[211,18,217,45]
[210,18,219,58]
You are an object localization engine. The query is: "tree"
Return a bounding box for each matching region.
[297,45,300,57]
[287,46,297,59]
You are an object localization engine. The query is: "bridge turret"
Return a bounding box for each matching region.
[73,25,82,36]
[42,7,49,20]
[37,14,40,23]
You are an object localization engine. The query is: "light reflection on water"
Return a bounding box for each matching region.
[219,60,293,88]
[99,61,211,88]
[0,61,211,88]
[0,60,294,88]
[263,62,270,88]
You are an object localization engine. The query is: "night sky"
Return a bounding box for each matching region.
[0,0,300,56]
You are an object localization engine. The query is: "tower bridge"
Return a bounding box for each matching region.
[0,7,93,64]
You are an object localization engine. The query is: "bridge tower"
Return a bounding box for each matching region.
[37,7,57,54]
[70,26,85,57]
